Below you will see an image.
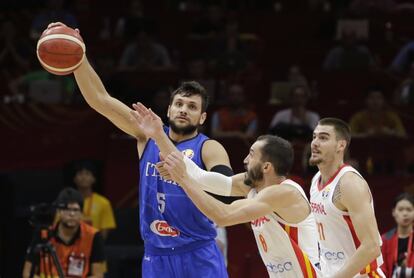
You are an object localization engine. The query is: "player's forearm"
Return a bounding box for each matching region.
[179,175,234,226]
[334,242,381,278]
[152,131,177,159]
[74,58,110,108]
[182,156,233,196]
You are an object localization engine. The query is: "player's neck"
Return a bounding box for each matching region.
[258,175,286,191]
[318,158,345,185]
[169,130,198,143]
[398,225,413,238]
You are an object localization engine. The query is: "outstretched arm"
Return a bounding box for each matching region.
[163,152,294,226]
[46,22,146,140]
[333,173,382,278]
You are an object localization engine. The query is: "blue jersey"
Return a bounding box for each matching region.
[139,127,217,249]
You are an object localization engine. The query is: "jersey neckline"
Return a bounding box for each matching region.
[317,164,348,191]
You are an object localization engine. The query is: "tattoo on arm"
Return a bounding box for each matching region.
[332,181,341,205]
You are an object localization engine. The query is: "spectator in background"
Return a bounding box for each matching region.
[323,28,375,71]
[149,87,170,124]
[114,0,154,42]
[390,40,414,74]
[185,57,217,102]
[22,188,105,278]
[269,85,320,140]
[394,61,414,105]
[287,64,309,88]
[381,193,414,278]
[190,4,225,38]
[211,83,257,140]
[30,0,77,40]
[210,19,248,73]
[349,87,406,137]
[73,161,116,241]
[7,64,75,104]
[0,19,31,83]
[118,28,172,71]
[349,0,396,15]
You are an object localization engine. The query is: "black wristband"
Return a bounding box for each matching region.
[210,165,234,177]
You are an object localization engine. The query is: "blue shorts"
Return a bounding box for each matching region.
[142,240,228,278]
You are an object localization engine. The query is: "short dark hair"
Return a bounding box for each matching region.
[318,118,351,148]
[393,192,414,208]
[256,135,294,176]
[55,187,84,210]
[74,160,97,177]
[170,81,209,112]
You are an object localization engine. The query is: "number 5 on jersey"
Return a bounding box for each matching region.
[157,192,166,213]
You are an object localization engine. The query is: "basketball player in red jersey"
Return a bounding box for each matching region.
[309,118,385,278]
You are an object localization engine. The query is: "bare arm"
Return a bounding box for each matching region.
[74,59,145,139]
[88,262,105,278]
[333,173,382,278]
[201,139,231,170]
[46,22,146,140]
[163,152,295,227]
[22,261,39,278]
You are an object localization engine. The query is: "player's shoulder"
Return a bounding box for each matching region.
[202,139,227,153]
[201,139,231,169]
[339,170,366,186]
[262,183,299,198]
[338,170,369,199]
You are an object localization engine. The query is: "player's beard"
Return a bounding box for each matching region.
[169,119,198,135]
[309,156,323,166]
[244,163,264,187]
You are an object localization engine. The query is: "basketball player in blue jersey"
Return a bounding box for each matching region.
[47,22,233,278]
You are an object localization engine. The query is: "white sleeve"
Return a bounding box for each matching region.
[183,156,232,196]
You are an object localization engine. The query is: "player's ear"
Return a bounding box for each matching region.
[263,162,272,173]
[199,112,207,125]
[337,140,346,152]
[167,105,171,118]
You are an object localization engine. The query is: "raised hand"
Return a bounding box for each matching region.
[47,22,80,34]
[163,151,187,184]
[130,102,164,139]
[155,161,172,180]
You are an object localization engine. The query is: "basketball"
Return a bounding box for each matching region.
[36,25,85,75]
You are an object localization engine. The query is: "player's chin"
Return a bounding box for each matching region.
[308,157,322,166]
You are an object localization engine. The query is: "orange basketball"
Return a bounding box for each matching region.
[36,25,85,75]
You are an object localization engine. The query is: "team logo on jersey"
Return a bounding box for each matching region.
[182,149,194,159]
[322,187,330,199]
[266,261,293,273]
[251,216,270,227]
[150,220,180,237]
